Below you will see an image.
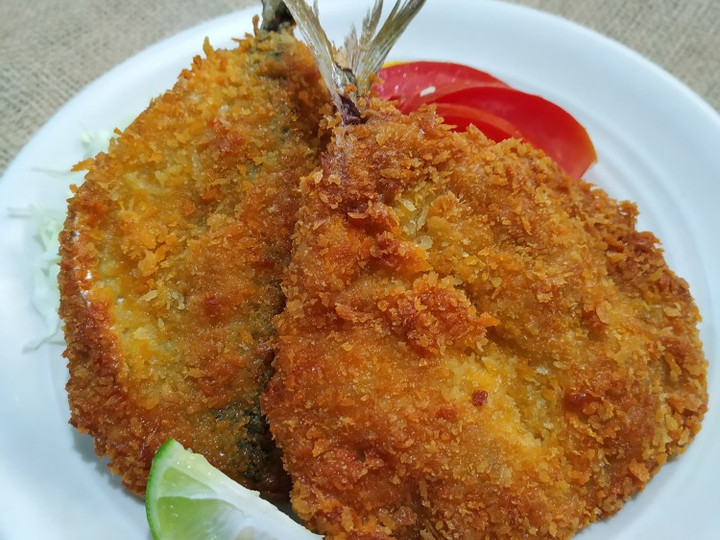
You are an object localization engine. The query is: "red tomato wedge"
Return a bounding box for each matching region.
[433,103,524,142]
[427,86,597,179]
[374,61,509,105]
[375,61,597,178]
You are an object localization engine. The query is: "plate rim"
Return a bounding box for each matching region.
[1,1,718,539]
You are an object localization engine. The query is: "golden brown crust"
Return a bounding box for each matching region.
[263,98,708,538]
[59,28,329,497]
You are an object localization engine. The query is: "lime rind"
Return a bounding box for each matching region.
[146,439,322,540]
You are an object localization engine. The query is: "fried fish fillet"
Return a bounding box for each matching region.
[263,97,708,538]
[59,23,328,497]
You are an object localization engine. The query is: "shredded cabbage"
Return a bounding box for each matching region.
[9,205,66,350]
[79,128,117,159]
[11,127,119,351]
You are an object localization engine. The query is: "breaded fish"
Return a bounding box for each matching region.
[263,1,708,537]
[58,12,329,497]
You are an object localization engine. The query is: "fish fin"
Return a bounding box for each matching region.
[283,0,426,123]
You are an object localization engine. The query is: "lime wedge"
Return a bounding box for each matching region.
[146,439,322,540]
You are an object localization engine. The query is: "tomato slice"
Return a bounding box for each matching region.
[375,61,509,106]
[376,61,597,178]
[425,86,597,179]
[433,103,524,141]
[396,80,487,114]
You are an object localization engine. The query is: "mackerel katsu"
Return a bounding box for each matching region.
[263,1,708,537]
[59,11,329,497]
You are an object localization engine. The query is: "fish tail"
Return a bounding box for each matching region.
[282,0,426,123]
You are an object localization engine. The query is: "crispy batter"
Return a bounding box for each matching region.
[263,97,708,538]
[58,26,329,497]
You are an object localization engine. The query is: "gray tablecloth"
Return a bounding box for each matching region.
[1,0,719,176]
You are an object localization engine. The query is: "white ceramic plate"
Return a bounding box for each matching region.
[1,1,718,538]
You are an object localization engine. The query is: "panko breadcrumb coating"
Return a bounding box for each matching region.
[263,97,708,539]
[59,23,329,497]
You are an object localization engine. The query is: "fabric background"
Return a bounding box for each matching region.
[1,0,719,176]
